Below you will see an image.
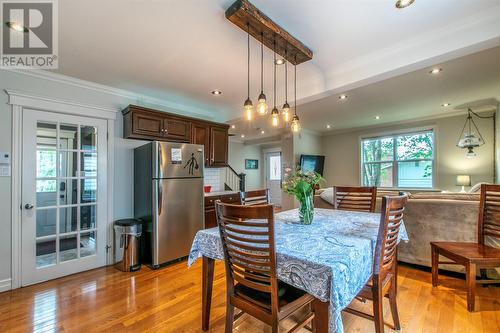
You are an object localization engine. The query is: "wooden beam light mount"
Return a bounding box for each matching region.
[225,0,313,65]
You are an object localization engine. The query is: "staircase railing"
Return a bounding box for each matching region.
[224,165,246,192]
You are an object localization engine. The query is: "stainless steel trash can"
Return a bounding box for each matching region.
[114,219,142,272]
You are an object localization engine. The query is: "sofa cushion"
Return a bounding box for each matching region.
[319,187,334,205]
[409,192,479,201]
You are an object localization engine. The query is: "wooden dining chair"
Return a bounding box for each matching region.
[431,184,500,312]
[344,194,408,333]
[334,186,377,213]
[215,201,315,333]
[240,189,270,206]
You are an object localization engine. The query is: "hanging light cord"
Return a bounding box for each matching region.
[285,49,288,103]
[294,56,297,116]
[247,23,250,99]
[260,32,264,94]
[457,108,492,143]
[273,40,277,108]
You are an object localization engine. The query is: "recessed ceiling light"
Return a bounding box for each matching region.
[261,130,265,134]
[429,68,442,75]
[231,124,236,129]
[375,115,381,120]
[395,0,415,9]
[442,103,451,107]
[6,21,28,33]
[326,124,332,129]
[338,94,348,100]
[275,59,285,65]
[240,134,245,138]
[211,90,222,95]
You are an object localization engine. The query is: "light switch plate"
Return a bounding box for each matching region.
[0,152,10,164]
[0,165,10,177]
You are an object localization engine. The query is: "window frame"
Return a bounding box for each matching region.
[359,127,437,190]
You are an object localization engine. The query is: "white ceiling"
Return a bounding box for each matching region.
[54,0,500,135]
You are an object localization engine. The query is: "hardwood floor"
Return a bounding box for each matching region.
[0,261,498,333]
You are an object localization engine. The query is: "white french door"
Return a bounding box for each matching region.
[21,109,108,286]
[265,151,282,207]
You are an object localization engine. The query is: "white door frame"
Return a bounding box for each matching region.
[6,89,117,290]
[263,147,282,207]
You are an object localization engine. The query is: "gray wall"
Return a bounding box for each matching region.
[228,141,263,190]
[321,112,496,191]
[0,69,216,284]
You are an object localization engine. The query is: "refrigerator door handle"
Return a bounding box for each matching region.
[157,180,163,216]
[158,143,163,176]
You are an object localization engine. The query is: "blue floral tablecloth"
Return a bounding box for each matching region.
[188,208,409,333]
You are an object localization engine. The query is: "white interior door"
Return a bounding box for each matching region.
[265,151,282,207]
[21,109,108,286]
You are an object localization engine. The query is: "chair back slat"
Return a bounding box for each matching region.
[334,186,377,213]
[373,194,408,280]
[215,201,279,313]
[479,184,500,243]
[240,189,270,206]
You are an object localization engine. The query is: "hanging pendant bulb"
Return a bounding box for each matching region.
[243,23,253,120]
[257,32,268,115]
[291,58,301,132]
[271,39,279,127]
[282,48,290,122]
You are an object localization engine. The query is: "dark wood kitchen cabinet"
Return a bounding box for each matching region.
[204,192,240,228]
[209,126,228,167]
[122,105,229,166]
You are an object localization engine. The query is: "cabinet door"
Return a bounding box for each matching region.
[163,118,190,142]
[132,111,164,138]
[191,123,210,165]
[209,126,228,167]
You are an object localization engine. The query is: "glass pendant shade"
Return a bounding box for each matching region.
[244,98,253,121]
[257,93,268,115]
[456,109,486,158]
[457,134,482,148]
[282,102,290,122]
[271,107,279,127]
[291,114,300,132]
[465,147,477,158]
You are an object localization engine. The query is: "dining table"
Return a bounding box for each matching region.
[187,208,409,333]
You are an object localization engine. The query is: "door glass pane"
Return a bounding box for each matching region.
[59,179,78,205]
[81,126,97,150]
[59,234,78,262]
[59,207,77,233]
[59,151,78,177]
[36,180,57,207]
[269,155,281,180]
[398,161,433,188]
[59,124,78,150]
[81,231,96,257]
[37,150,57,178]
[81,152,97,177]
[81,179,97,203]
[37,123,57,149]
[362,162,393,187]
[81,205,96,230]
[36,237,56,267]
[36,209,56,237]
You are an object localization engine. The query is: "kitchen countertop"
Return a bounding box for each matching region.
[204,190,239,197]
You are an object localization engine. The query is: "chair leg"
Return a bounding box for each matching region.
[466,263,477,312]
[389,280,401,332]
[431,245,439,287]
[225,301,234,333]
[271,320,279,333]
[372,288,384,333]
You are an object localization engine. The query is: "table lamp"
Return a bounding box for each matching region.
[456,175,471,193]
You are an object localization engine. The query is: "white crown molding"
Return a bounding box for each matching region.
[0,278,11,292]
[2,69,216,120]
[4,89,118,120]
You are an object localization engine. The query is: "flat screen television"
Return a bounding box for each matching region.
[299,155,325,176]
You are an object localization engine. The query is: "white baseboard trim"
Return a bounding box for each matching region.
[0,278,12,293]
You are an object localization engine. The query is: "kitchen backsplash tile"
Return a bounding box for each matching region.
[204,168,223,191]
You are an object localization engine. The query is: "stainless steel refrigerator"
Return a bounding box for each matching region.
[134,141,204,268]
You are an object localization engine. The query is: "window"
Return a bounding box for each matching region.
[361,130,434,188]
[269,155,281,181]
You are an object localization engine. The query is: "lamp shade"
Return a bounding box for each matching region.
[456,175,471,186]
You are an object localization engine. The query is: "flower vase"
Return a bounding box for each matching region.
[298,193,314,225]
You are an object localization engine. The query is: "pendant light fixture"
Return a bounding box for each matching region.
[456,108,487,158]
[282,48,290,122]
[256,32,268,115]
[243,22,253,121]
[290,58,300,133]
[271,39,279,127]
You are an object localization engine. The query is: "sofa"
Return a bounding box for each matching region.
[314,188,481,273]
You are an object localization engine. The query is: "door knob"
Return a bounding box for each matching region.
[24,203,34,210]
